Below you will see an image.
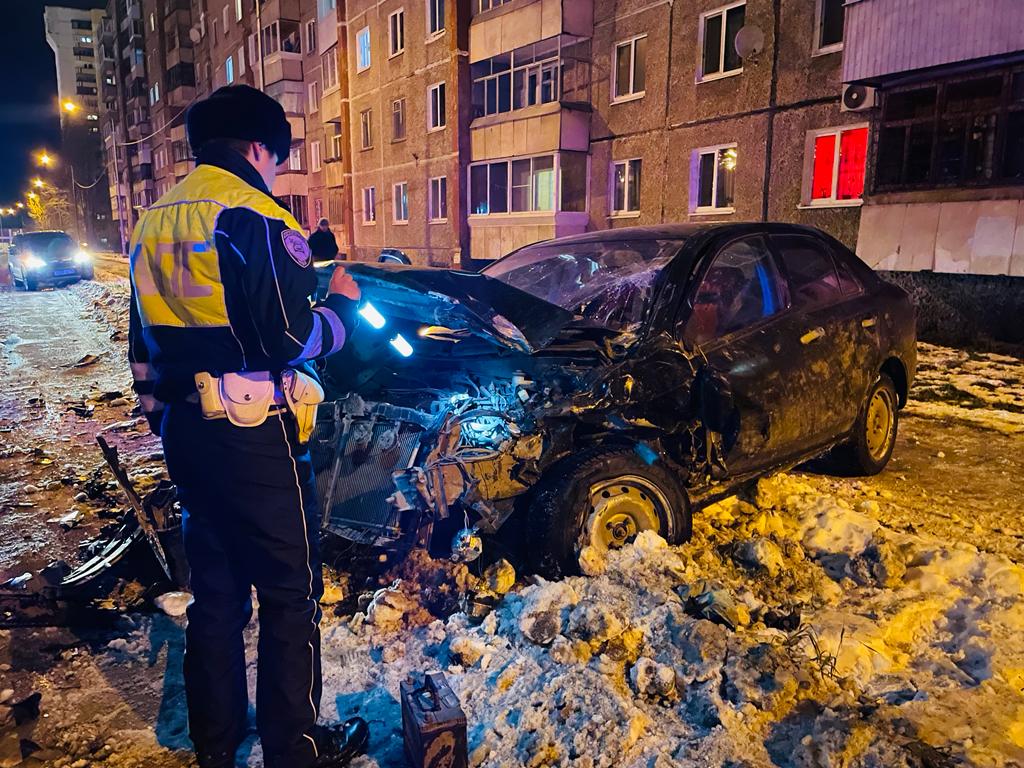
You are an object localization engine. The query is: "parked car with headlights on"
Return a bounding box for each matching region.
[9,231,94,290]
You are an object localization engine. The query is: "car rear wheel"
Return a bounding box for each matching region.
[525,446,691,577]
[836,373,899,476]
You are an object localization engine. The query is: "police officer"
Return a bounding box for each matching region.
[127,85,369,768]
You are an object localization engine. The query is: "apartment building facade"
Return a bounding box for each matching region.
[44,5,117,249]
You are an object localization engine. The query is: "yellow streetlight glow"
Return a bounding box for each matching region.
[32,178,45,189]
[16,202,24,209]
[27,192,38,200]
[38,151,54,167]
[62,100,78,113]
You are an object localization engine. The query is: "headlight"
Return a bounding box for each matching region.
[74,250,92,264]
[389,333,413,357]
[357,301,386,329]
[24,255,45,270]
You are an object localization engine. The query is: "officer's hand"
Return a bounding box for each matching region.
[329,266,361,301]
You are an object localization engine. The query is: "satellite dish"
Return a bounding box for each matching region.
[734,25,764,59]
[189,25,202,44]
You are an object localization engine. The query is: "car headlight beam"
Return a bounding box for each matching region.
[24,255,46,270]
[73,250,92,264]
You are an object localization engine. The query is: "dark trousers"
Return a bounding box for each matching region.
[161,403,324,768]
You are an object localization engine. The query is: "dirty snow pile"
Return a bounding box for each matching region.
[305,473,1024,768]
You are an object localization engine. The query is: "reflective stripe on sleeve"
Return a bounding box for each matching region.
[288,311,324,365]
[313,306,346,355]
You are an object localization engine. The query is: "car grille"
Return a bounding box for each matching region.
[311,407,424,545]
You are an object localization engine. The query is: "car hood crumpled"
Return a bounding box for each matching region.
[338,263,576,354]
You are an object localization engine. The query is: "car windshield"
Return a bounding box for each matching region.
[482,238,682,331]
[16,232,74,256]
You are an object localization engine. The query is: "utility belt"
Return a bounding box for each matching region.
[192,369,324,444]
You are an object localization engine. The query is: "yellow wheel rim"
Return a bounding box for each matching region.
[582,476,669,551]
[865,387,895,462]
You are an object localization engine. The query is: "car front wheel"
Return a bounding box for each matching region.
[837,373,899,476]
[525,446,691,577]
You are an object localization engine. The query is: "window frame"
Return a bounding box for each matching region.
[612,35,647,104]
[308,80,320,112]
[813,0,845,56]
[356,26,371,72]
[471,41,562,119]
[692,143,738,214]
[392,98,407,141]
[393,181,409,223]
[427,0,445,38]
[237,45,246,76]
[305,20,317,55]
[329,124,343,160]
[310,140,322,172]
[360,108,373,150]
[428,81,446,131]
[610,158,642,216]
[235,0,243,22]
[288,145,302,171]
[801,123,868,208]
[322,47,339,91]
[362,186,377,224]
[388,9,405,58]
[697,1,745,83]
[222,6,230,33]
[468,153,564,216]
[429,176,448,222]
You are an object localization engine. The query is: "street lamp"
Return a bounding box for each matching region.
[62,100,78,114]
[15,202,23,209]
[32,178,45,189]
[26,192,38,201]
[37,151,54,168]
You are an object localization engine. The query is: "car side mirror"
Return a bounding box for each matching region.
[696,367,735,434]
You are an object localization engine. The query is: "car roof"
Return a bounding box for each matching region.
[528,222,829,247]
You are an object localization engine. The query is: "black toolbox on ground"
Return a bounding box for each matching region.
[400,671,468,768]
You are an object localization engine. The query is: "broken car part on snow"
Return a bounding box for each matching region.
[310,223,916,575]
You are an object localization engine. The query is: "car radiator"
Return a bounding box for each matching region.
[311,398,430,546]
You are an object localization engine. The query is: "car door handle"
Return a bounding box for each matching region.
[800,327,825,345]
[861,316,877,329]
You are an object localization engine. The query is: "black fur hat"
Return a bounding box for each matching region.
[186,85,291,163]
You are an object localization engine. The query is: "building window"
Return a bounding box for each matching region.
[362,186,377,223]
[289,146,302,171]
[429,176,448,221]
[469,155,558,214]
[693,144,737,211]
[392,98,407,141]
[225,55,234,83]
[149,12,155,32]
[875,68,1024,191]
[322,48,339,90]
[317,0,337,16]
[330,124,343,159]
[470,38,563,119]
[248,34,257,67]
[306,20,317,55]
[356,26,371,71]
[308,81,319,112]
[805,125,867,205]
[235,0,243,22]
[389,10,405,57]
[360,109,373,149]
[149,82,160,103]
[477,0,512,12]
[222,7,230,34]
[311,140,322,172]
[613,36,647,102]
[238,46,246,76]
[393,182,409,222]
[313,198,323,221]
[427,0,444,36]
[699,2,745,81]
[428,82,446,130]
[816,0,845,52]
[612,158,642,213]
[261,20,301,56]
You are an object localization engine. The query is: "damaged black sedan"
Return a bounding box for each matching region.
[311,223,915,575]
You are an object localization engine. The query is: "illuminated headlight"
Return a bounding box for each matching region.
[358,301,386,329]
[389,333,413,357]
[24,255,46,270]
[73,250,92,264]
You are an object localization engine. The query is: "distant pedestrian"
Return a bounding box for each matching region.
[308,218,340,261]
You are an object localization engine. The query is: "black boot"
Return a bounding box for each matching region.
[310,718,370,767]
[196,750,235,768]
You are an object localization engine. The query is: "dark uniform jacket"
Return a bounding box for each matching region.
[127,146,354,432]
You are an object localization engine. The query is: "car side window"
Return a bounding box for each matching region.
[683,236,788,346]
[832,250,863,295]
[771,234,845,308]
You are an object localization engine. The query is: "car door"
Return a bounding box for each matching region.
[767,232,879,452]
[678,234,810,476]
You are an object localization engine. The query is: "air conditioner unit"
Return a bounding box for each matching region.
[841,84,877,112]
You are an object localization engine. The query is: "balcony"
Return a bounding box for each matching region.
[470,102,590,161]
[469,0,593,64]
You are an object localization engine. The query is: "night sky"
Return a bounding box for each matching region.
[0,0,106,206]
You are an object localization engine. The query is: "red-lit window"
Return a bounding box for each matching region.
[809,126,867,203]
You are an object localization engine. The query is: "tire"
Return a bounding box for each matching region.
[835,373,899,476]
[81,267,94,281]
[24,276,38,291]
[525,446,692,577]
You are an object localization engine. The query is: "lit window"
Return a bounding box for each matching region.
[308,81,320,112]
[429,176,447,221]
[816,0,845,52]
[362,186,377,223]
[225,55,234,84]
[612,158,642,213]
[235,0,243,21]
[389,10,405,57]
[360,109,373,149]
[330,124,343,159]
[427,0,444,36]
[392,98,406,141]
[356,26,371,71]
[394,182,409,222]
[613,36,646,101]
[699,2,745,80]
[693,145,737,211]
[469,155,555,214]
[428,82,446,130]
[807,126,867,204]
[311,141,321,172]
[149,12,155,32]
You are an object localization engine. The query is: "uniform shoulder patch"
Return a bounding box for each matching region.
[281,229,312,268]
